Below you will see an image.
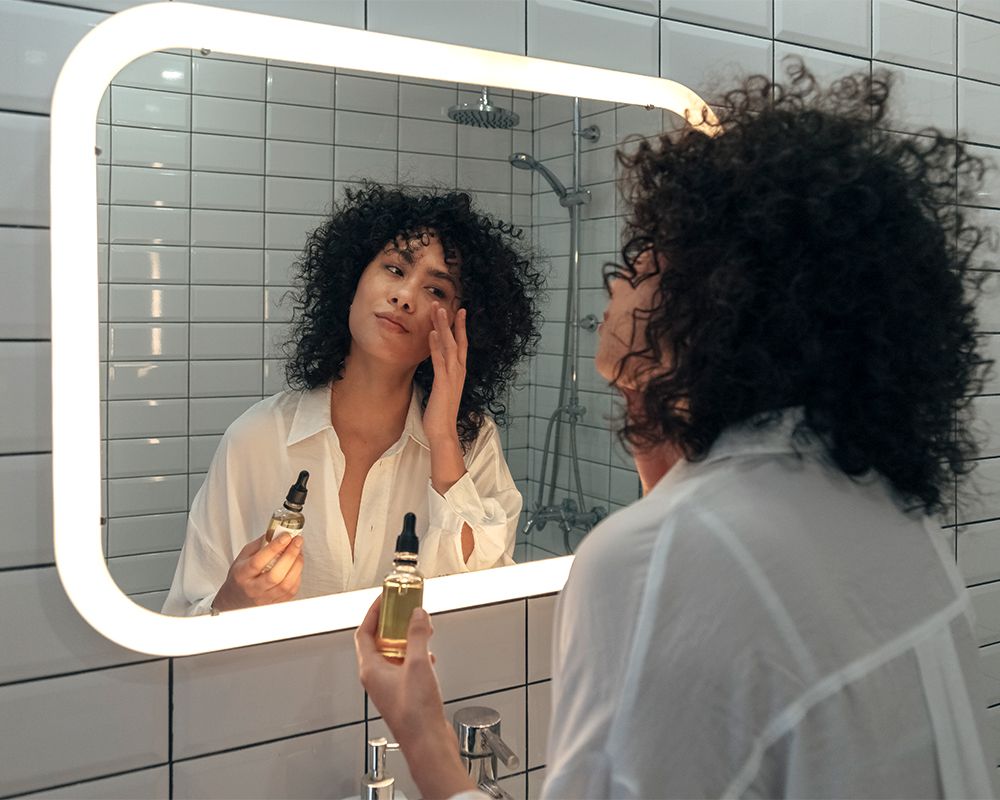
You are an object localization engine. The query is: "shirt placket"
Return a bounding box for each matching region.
[319,428,351,594]
[348,449,397,588]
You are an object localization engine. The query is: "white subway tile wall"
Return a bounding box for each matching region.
[2,0,1000,796]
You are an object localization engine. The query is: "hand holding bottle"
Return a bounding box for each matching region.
[211,532,304,612]
[355,596,476,800]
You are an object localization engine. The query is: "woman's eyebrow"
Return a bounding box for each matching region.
[428,269,458,287]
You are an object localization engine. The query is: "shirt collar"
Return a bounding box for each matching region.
[699,407,825,467]
[399,389,429,451]
[653,408,825,496]
[286,383,430,450]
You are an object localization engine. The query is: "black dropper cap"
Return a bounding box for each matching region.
[394,512,419,556]
[284,470,310,507]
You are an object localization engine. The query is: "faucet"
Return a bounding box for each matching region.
[453,706,520,800]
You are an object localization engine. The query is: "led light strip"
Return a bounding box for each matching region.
[50,1,716,656]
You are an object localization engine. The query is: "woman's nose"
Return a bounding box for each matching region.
[390,293,412,311]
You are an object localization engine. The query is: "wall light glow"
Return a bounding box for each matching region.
[51,1,718,657]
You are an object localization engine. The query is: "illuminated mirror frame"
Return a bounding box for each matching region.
[51,1,718,656]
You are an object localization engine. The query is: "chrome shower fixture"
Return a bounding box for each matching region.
[509,152,566,196]
[519,99,606,551]
[509,152,590,208]
[448,87,520,129]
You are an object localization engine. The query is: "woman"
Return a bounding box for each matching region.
[162,184,543,616]
[355,65,998,798]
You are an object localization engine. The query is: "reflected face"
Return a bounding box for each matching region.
[348,232,463,369]
[595,250,663,388]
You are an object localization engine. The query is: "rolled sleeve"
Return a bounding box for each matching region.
[419,421,521,577]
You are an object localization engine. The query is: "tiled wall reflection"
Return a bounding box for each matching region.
[98,50,535,607]
[517,96,649,562]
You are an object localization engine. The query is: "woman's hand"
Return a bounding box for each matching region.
[423,304,467,444]
[355,596,475,800]
[211,533,304,612]
[422,305,476,557]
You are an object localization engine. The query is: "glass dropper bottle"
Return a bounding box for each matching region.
[376,512,424,661]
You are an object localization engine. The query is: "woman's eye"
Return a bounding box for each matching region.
[428,287,447,298]
[384,263,404,276]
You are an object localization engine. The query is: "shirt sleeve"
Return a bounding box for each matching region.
[418,419,522,577]
[159,509,228,617]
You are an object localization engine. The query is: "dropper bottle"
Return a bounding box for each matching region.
[265,470,310,543]
[376,512,424,661]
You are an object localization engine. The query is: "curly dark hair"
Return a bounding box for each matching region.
[285,182,544,448]
[610,60,995,514]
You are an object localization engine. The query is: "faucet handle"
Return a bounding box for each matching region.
[482,728,519,770]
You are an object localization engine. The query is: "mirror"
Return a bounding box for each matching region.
[97,53,687,612]
[52,2,715,654]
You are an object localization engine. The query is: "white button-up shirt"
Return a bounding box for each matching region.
[162,385,521,616]
[532,412,995,798]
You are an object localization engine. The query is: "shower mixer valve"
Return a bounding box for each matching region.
[579,314,600,332]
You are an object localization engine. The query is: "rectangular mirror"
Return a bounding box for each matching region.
[51,1,714,656]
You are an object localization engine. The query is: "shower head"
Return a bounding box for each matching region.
[448,87,520,129]
[508,152,536,170]
[509,152,569,200]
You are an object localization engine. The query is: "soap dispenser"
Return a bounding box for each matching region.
[361,737,399,800]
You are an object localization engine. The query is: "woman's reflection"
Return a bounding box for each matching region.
[161,183,543,615]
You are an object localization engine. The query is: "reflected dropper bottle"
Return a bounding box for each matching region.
[265,470,310,543]
[260,471,309,572]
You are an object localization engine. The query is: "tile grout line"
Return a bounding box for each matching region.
[168,657,175,797]
[524,598,532,791]
[0,762,171,800]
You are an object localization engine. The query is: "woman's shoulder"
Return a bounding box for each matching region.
[221,389,305,451]
[459,414,502,454]
[475,414,500,438]
[568,465,755,594]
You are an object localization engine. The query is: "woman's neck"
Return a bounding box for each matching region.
[330,354,415,439]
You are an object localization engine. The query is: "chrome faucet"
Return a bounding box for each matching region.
[453,706,520,800]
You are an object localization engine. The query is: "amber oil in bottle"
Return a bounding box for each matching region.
[376,512,424,661]
[261,470,309,571]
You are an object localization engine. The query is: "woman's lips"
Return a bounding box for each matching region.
[375,313,408,333]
